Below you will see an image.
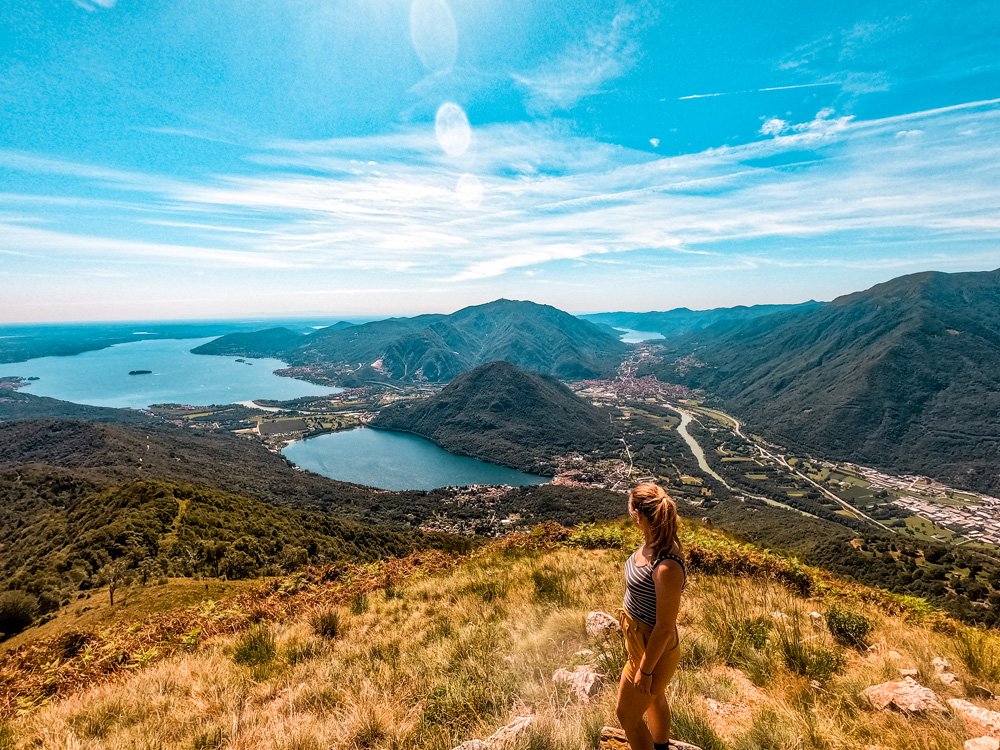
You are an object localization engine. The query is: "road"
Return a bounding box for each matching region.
[714,408,891,532]
[666,404,821,519]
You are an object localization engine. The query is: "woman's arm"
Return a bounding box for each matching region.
[634,560,684,694]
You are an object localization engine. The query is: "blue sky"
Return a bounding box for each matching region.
[1,0,999,321]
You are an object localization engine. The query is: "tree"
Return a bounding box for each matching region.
[0,591,37,639]
[99,561,129,606]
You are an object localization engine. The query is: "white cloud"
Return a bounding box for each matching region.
[4,99,1000,285]
[513,6,646,115]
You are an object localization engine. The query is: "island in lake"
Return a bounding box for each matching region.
[128,370,153,375]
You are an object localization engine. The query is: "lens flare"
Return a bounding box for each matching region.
[435,102,471,157]
[410,0,458,74]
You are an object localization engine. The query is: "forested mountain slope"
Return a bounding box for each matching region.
[195,299,628,383]
[582,301,820,339]
[372,361,620,473]
[644,268,1000,492]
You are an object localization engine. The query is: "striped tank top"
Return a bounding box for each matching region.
[623,548,687,627]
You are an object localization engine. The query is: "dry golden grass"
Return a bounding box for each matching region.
[1,521,997,750]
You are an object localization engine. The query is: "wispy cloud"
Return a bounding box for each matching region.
[679,82,838,100]
[513,5,649,115]
[3,99,1000,286]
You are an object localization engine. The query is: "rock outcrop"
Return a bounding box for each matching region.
[587,611,621,640]
[949,699,1000,737]
[599,726,703,750]
[861,677,946,713]
[965,738,1000,750]
[553,665,604,703]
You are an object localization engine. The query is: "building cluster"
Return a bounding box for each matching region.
[893,495,1000,545]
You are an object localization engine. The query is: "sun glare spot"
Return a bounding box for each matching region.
[410,0,458,74]
[435,102,471,157]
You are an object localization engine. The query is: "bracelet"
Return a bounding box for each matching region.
[640,667,653,676]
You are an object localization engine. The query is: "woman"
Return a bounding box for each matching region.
[616,482,686,750]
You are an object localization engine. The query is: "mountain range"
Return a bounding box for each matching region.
[194,299,628,383]
[581,301,820,339]
[641,268,1000,493]
[371,361,620,474]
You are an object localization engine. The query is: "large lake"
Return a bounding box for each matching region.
[8,337,336,409]
[283,427,549,491]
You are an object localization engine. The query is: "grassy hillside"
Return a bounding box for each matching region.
[372,361,620,474]
[195,299,629,383]
[3,520,997,749]
[643,268,1000,494]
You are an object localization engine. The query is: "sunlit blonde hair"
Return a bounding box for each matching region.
[628,482,681,559]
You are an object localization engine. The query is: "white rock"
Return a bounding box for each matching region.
[932,656,952,673]
[949,699,1000,736]
[487,716,533,748]
[553,665,604,703]
[809,611,824,628]
[586,611,620,640]
[862,677,946,713]
[898,668,919,678]
[887,650,903,660]
[770,611,789,621]
[965,738,1000,750]
[939,672,958,685]
[453,742,489,750]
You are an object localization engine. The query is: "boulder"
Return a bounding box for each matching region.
[587,611,621,640]
[809,611,824,629]
[971,686,996,701]
[949,699,1000,737]
[862,677,946,713]
[599,726,703,750]
[553,665,604,703]
[965,739,1000,750]
[487,716,533,748]
[932,657,952,673]
[898,669,919,678]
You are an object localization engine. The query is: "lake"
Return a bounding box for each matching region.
[283,427,549,491]
[615,328,665,342]
[7,337,337,409]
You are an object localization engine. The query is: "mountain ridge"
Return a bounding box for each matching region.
[643,267,1000,493]
[194,299,629,383]
[371,361,620,474]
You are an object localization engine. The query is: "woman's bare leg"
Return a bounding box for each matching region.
[646,692,671,745]
[616,670,655,750]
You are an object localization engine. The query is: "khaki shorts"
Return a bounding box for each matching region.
[618,608,680,694]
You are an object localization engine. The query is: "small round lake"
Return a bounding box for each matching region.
[283,428,550,491]
[10,337,337,409]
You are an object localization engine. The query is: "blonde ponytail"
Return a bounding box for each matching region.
[628,482,680,559]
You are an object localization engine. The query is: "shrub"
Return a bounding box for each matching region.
[825,604,874,649]
[0,727,15,750]
[532,570,572,607]
[310,608,342,640]
[232,623,276,667]
[776,620,845,682]
[567,523,632,549]
[350,593,369,615]
[0,590,37,638]
[671,703,726,750]
[955,628,1000,682]
[595,632,629,679]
